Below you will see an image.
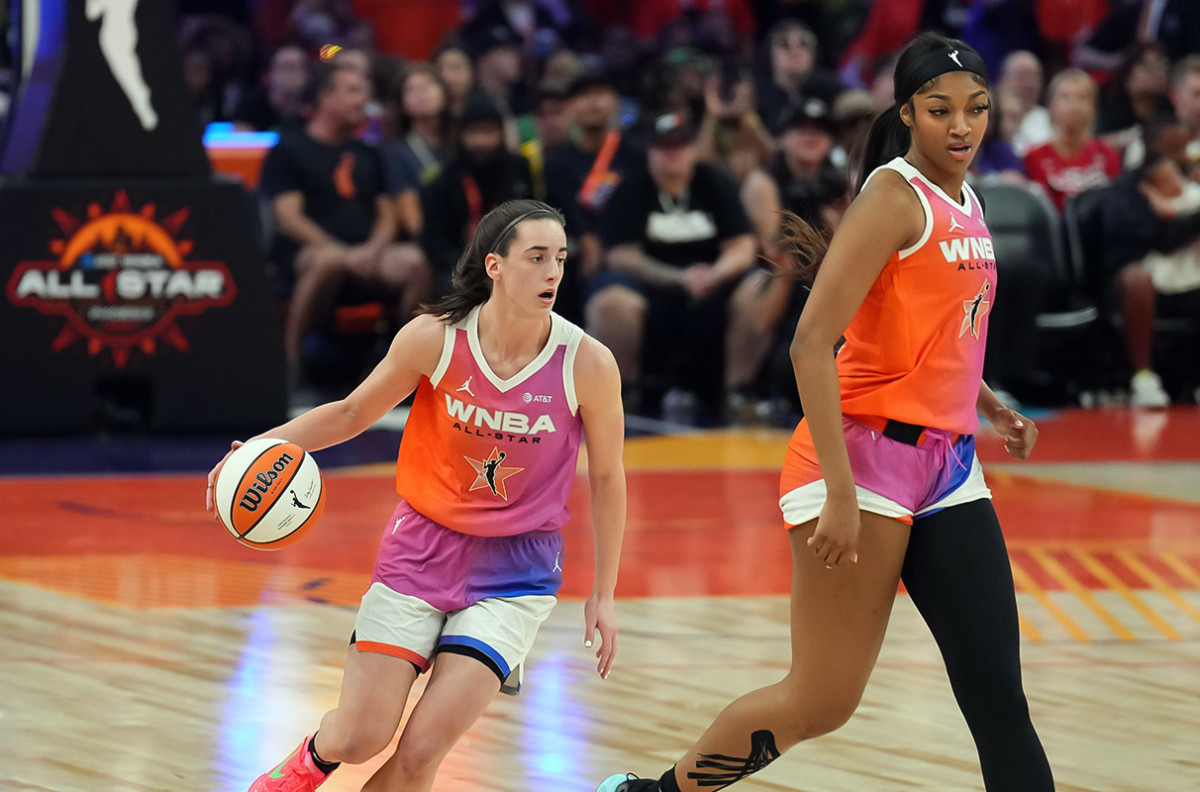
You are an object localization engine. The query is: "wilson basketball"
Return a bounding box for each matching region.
[214,438,325,550]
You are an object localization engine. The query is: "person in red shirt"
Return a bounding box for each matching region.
[1024,68,1121,212]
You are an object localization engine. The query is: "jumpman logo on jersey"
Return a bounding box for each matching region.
[948,50,963,68]
[959,281,992,339]
[552,552,562,573]
[392,515,406,534]
[948,213,964,233]
[464,447,525,500]
[456,376,475,397]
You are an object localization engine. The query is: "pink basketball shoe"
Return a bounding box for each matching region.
[248,736,332,792]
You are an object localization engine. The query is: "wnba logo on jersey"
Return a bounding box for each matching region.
[958,281,992,340]
[4,191,236,368]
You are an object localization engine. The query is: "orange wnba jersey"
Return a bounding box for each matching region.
[836,157,996,435]
[395,306,584,537]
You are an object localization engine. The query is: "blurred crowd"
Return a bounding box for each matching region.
[175,0,1200,421]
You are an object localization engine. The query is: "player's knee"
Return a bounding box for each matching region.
[777,682,860,740]
[390,731,449,782]
[326,723,394,765]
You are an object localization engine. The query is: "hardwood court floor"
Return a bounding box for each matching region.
[1,407,1198,791]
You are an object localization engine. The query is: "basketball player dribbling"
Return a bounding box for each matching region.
[206,199,627,792]
[595,34,1055,792]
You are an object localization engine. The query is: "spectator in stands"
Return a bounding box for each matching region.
[1024,69,1120,212]
[384,63,452,238]
[728,97,850,421]
[419,92,535,296]
[1097,42,1172,166]
[587,110,755,417]
[959,0,1043,78]
[544,68,646,323]
[261,60,432,373]
[468,23,526,148]
[465,0,578,57]
[1102,113,1200,407]
[182,46,225,126]
[288,0,373,52]
[830,89,882,184]
[756,19,842,119]
[971,89,1027,185]
[232,43,309,132]
[998,50,1052,157]
[1169,56,1200,177]
[433,40,476,117]
[696,60,774,186]
[520,80,572,199]
[867,52,899,111]
[631,0,756,51]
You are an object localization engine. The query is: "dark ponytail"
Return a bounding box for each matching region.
[855,105,912,194]
[854,31,988,194]
[421,199,565,324]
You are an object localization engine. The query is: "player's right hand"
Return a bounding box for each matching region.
[808,496,860,569]
[205,440,244,515]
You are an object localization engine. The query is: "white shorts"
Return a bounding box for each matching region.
[352,581,556,688]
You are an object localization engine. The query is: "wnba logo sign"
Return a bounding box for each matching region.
[238,452,297,512]
[4,190,237,367]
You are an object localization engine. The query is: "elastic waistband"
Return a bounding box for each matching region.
[847,414,957,447]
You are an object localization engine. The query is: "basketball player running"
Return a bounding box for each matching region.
[595,34,1054,792]
[206,199,627,792]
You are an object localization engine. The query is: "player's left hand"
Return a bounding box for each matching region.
[989,406,1037,461]
[584,593,618,679]
[205,440,244,514]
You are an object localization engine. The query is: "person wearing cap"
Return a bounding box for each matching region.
[587,108,755,417]
[594,32,1053,792]
[419,91,535,297]
[725,96,850,423]
[260,59,432,381]
[543,68,646,324]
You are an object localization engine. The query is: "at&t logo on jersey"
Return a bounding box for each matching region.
[4,190,236,367]
[444,393,555,440]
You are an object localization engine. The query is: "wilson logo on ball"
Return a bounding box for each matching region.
[238,452,296,512]
[214,438,325,550]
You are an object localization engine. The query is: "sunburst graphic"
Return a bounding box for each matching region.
[464,447,525,501]
[6,191,235,368]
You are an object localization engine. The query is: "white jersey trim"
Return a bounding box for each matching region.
[463,305,568,394]
[885,156,975,215]
[429,318,456,388]
[863,157,933,260]
[562,324,583,416]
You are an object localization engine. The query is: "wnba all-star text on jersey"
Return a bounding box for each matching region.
[939,236,997,271]
[444,394,552,443]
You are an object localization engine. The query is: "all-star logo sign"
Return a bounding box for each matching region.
[5,191,236,367]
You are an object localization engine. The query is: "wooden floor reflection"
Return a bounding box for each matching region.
[2,407,1198,791]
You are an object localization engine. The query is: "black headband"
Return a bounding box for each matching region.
[894,46,989,105]
[487,209,557,255]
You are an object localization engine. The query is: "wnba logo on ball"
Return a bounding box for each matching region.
[238,452,296,512]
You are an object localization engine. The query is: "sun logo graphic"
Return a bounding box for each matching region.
[464,446,525,501]
[5,191,236,367]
